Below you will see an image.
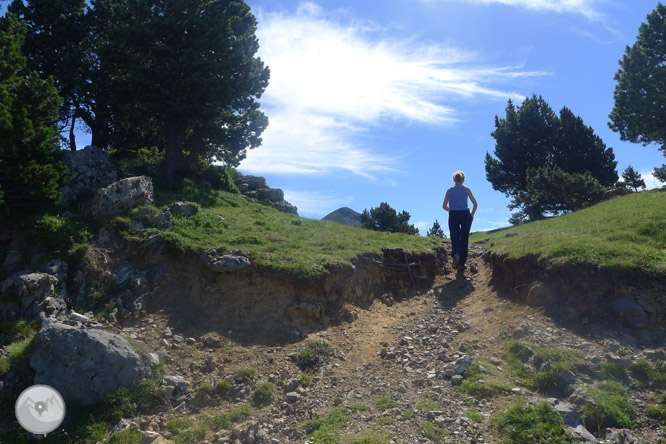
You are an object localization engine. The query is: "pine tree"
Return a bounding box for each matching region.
[0,13,69,211]
[361,202,419,235]
[97,0,270,184]
[486,94,617,220]
[609,3,666,152]
[621,165,646,192]
[426,220,446,238]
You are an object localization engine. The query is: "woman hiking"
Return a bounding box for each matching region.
[442,170,478,270]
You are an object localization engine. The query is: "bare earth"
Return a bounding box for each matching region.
[117,243,665,443]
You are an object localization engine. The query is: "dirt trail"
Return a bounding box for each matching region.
[124,243,664,443]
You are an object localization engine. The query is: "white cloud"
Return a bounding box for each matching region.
[423,0,604,20]
[282,189,353,218]
[641,170,665,190]
[414,221,431,235]
[240,3,546,177]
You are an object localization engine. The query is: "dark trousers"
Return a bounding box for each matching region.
[449,210,472,267]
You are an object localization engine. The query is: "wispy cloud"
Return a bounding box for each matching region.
[240,2,546,177]
[641,170,665,190]
[422,0,604,20]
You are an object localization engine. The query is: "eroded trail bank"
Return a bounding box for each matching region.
[90,243,666,443]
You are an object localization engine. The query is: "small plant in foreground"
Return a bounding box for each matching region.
[304,407,349,444]
[209,404,253,429]
[421,420,449,442]
[252,382,276,406]
[375,397,397,410]
[580,381,633,436]
[493,401,573,444]
[233,366,258,384]
[291,340,334,371]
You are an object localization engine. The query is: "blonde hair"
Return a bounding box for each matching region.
[453,170,465,183]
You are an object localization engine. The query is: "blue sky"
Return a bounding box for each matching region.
[238,0,666,232]
[3,1,664,232]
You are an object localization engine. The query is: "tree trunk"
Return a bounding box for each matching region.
[164,125,185,185]
[68,109,79,151]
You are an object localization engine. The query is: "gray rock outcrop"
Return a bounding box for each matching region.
[169,201,198,218]
[0,272,66,321]
[201,250,252,272]
[60,145,118,206]
[233,174,298,215]
[83,175,154,219]
[30,322,151,405]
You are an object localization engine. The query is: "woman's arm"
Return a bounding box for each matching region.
[466,187,478,219]
[442,190,450,212]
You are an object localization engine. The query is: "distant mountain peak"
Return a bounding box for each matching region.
[322,207,362,227]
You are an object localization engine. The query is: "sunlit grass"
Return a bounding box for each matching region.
[471,190,666,274]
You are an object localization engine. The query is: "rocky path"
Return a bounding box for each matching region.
[115,243,665,444]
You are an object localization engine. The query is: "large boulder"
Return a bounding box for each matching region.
[83,176,154,219]
[60,145,118,206]
[256,188,284,203]
[30,323,151,405]
[233,175,266,192]
[0,272,66,321]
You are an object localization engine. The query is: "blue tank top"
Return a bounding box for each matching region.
[448,186,468,210]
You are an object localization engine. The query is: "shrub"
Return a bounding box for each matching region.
[580,381,633,435]
[233,367,258,384]
[493,401,573,444]
[630,359,666,388]
[375,397,397,410]
[304,408,349,444]
[215,380,234,398]
[251,382,276,406]
[421,420,449,442]
[291,341,334,371]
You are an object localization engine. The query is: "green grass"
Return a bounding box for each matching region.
[630,359,666,388]
[646,392,666,425]
[165,416,208,444]
[341,428,391,444]
[208,404,253,429]
[466,410,484,422]
[457,360,513,399]
[471,190,666,274]
[375,397,398,409]
[421,420,449,442]
[146,183,441,279]
[0,319,39,376]
[416,397,442,412]
[580,381,633,436]
[493,401,574,444]
[304,407,350,444]
[232,366,258,383]
[502,340,579,395]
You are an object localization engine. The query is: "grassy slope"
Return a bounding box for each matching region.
[140,184,442,279]
[470,190,666,274]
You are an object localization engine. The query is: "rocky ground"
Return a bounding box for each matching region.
[96,243,666,444]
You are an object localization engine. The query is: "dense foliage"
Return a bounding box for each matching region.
[0,13,69,211]
[8,0,270,184]
[361,202,419,235]
[609,3,666,151]
[486,95,617,221]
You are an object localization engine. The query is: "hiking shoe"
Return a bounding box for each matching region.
[452,253,459,269]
